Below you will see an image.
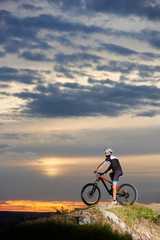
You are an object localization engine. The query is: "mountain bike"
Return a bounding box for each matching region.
[81,172,138,206]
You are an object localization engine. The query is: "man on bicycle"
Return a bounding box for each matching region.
[94,147,123,205]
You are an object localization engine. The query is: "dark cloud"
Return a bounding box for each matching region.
[4,38,51,55]
[20,4,43,11]
[2,133,30,140]
[148,35,160,49]
[1,8,160,63]
[140,52,160,60]
[60,82,86,90]
[54,65,80,79]
[99,43,137,56]
[47,0,160,21]
[54,52,102,65]
[88,78,114,85]
[86,0,160,20]
[97,61,136,74]
[47,0,85,11]
[22,13,104,34]
[96,60,160,75]
[0,144,9,150]
[0,9,105,56]
[20,51,52,62]
[0,50,5,57]
[136,110,158,117]
[14,79,160,118]
[0,10,39,54]
[139,29,160,49]
[0,66,43,85]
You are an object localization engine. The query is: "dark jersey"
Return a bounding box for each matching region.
[104,154,123,174]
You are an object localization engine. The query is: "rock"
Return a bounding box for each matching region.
[142,232,150,239]
[131,232,142,240]
[98,205,126,230]
[78,215,91,225]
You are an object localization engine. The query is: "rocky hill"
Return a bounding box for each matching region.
[0,203,159,239]
[51,203,160,240]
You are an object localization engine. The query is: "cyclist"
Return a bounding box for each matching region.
[94,147,123,205]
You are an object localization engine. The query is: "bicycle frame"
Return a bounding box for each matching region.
[96,175,124,194]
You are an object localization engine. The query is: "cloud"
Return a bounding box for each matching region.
[47,0,160,21]
[54,65,83,79]
[2,133,30,140]
[99,43,137,56]
[20,51,52,62]
[88,78,115,87]
[0,66,43,85]
[47,0,85,12]
[96,61,135,74]
[0,144,9,150]
[22,13,104,34]
[85,0,160,21]
[20,4,43,11]
[138,29,160,50]
[1,7,160,64]
[14,79,160,118]
[136,110,158,117]
[0,50,5,57]
[0,9,105,57]
[54,52,102,65]
[0,2,160,119]
[0,152,39,165]
[96,60,160,75]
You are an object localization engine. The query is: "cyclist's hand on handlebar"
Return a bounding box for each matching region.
[99,172,104,176]
[94,170,98,174]
[94,171,104,176]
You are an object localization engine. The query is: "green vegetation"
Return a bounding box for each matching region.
[111,204,160,227]
[56,207,69,215]
[0,220,132,239]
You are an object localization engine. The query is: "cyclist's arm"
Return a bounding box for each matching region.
[94,161,106,172]
[104,165,112,173]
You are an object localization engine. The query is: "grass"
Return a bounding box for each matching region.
[0,220,132,239]
[111,204,160,227]
[56,206,69,215]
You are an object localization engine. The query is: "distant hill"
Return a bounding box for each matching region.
[0,211,53,224]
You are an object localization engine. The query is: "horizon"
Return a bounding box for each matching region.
[0,0,160,206]
[0,200,86,212]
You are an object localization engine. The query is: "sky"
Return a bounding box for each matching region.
[0,0,160,208]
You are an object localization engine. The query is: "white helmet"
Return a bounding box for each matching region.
[104,147,113,154]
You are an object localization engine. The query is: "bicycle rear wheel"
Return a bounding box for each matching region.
[81,183,101,206]
[117,183,138,205]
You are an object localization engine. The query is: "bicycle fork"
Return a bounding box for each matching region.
[90,179,100,195]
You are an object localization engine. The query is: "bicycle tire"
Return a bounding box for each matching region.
[117,183,138,205]
[81,183,101,206]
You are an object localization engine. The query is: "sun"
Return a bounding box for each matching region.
[43,167,60,177]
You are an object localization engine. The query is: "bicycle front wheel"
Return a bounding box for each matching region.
[117,183,138,205]
[81,183,101,206]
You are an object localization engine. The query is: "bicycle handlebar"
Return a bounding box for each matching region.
[94,172,104,176]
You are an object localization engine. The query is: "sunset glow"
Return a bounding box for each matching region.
[0,200,107,212]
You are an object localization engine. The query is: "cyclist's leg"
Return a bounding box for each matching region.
[112,171,122,201]
[112,182,117,201]
[109,172,114,181]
